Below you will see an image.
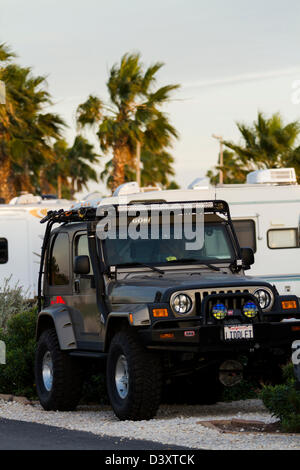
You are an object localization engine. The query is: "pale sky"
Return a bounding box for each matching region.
[1,0,300,196]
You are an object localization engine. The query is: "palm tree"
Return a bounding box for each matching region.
[207,112,300,184]
[207,149,248,184]
[67,135,100,197]
[77,53,179,192]
[101,148,177,189]
[0,46,65,201]
[0,44,17,201]
[42,136,100,199]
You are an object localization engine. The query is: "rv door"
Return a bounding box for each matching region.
[0,218,30,295]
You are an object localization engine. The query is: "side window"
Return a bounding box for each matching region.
[233,220,257,253]
[268,229,298,249]
[0,238,8,264]
[48,233,70,286]
[74,233,93,274]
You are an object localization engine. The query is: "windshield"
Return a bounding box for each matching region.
[103,222,235,267]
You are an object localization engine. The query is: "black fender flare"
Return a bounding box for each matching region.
[36,305,77,350]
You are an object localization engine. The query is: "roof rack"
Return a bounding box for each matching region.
[40,207,97,225]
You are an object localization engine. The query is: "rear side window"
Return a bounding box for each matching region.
[233,220,256,253]
[268,229,298,249]
[74,233,93,274]
[48,233,70,285]
[0,238,8,264]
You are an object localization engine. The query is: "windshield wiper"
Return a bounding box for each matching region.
[116,263,165,275]
[165,258,221,271]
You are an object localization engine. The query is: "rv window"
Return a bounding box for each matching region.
[48,233,70,285]
[268,229,298,249]
[0,238,8,264]
[233,220,256,253]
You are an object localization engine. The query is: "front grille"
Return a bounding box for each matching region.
[200,287,252,301]
[170,286,263,318]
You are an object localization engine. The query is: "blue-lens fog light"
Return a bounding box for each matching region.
[212,303,227,320]
[243,301,259,319]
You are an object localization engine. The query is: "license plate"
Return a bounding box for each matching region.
[224,324,254,341]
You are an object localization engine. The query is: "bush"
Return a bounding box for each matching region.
[0,309,37,399]
[0,308,108,403]
[81,370,109,405]
[260,363,300,432]
[0,277,31,331]
[221,379,259,402]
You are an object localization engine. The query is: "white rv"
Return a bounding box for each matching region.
[188,168,300,297]
[0,194,70,298]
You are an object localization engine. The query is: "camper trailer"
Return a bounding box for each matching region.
[0,194,70,298]
[188,168,300,297]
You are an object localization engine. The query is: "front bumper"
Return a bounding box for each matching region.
[139,321,300,353]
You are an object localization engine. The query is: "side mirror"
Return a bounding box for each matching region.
[240,248,254,269]
[73,255,90,275]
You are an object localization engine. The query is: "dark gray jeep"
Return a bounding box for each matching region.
[34,197,300,420]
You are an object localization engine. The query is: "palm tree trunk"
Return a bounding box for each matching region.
[57,174,62,199]
[20,162,33,194]
[136,141,141,186]
[112,144,131,193]
[0,157,15,202]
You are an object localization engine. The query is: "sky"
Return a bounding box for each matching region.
[1,0,300,196]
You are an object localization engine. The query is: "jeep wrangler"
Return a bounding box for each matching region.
[35,195,300,420]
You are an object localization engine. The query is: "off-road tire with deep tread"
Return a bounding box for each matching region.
[107,329,162,421]
[35,328,83,411]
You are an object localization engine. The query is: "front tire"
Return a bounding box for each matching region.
[107,330,162,420]
[35,328,83,411]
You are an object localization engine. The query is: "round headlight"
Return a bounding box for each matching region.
[212,303,227,320]
[172,294,192,315]
[243,301,259,318]
[254,289,272,310]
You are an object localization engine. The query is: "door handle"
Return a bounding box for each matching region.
[74,279,80,294]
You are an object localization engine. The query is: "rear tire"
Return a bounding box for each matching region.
[107,330,162,420]
[35,328,83,411]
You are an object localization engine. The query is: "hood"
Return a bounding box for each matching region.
[108,272,272,304]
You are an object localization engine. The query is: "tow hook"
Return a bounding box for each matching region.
[219,360,243,387]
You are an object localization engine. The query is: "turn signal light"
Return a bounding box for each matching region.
[153,308,169,318]
[160,333,174,339]
[282,301,297,310]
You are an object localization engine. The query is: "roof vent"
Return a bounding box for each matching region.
[246,168,297,185]
[113,182,141,197]
[9,194,42,205]
[188,177,211,190]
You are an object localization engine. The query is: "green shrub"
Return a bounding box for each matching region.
[222,379,259,402]
[260,363,300,433]
[0,309,37,399]
[0,277,31,331]
[81,371,109,405]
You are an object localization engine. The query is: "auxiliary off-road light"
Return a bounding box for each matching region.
[243,301,259,319]
[212,303,227,320]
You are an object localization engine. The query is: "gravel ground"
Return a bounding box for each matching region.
[0,399,299,450]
